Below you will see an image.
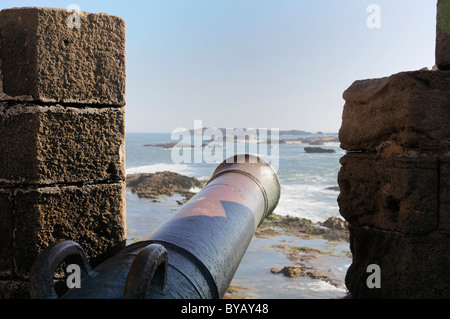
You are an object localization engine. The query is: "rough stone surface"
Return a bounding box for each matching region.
[0,280,30,299]
[0,189,13,275]
[440,157,450,232]
[12,182,126,277]
[437,0,450,70]
[338,63,450,298]
[0,7,126,105]
[346,225,450,299]
[0,7,127,299]
[339,70,450,154]
[338,153,439,234]
[0,103,125,185]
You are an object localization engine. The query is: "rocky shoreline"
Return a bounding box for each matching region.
[126,171,206,203]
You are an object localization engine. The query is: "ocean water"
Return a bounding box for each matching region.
[125,132,351,299]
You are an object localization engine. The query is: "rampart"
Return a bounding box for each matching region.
[338,0,450,298]
[0,7,126,298]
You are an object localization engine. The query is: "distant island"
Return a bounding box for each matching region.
[174,128,315,136]
[145,130,340,149]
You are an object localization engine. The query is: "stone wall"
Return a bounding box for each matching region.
[0,7,126,298]
[338,1,450,298]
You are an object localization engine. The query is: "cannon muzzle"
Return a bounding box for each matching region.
[30,154,281,299]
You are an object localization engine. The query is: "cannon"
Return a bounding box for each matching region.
[29,154,281,299]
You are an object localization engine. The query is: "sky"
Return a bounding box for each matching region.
[0,1,438,133]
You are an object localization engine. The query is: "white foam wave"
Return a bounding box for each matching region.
[189,187,202,193]
[126,163,196,176]
[273,183,340,223]
[323,142,342,148]
[302,280,347,293]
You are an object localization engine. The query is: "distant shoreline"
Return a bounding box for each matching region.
[126,130,339,136]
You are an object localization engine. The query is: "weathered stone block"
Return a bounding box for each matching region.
[0,189,13,275]
[440,157,450,232]
[346,225,450,298]
[0,103,125,185]
[13,182,126,277]
[437,0,450,70]
[0,280,30,299]
[0,7,126,105]
[338,153,439,234]
[339,70,450,153]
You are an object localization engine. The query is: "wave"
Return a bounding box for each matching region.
[126,163,198,176]
[323,142,342,148]
[301,280,347,294]
[273,183,340,223]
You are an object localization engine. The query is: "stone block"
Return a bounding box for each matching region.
[440,157,450,232]
[338,153,439,234]
[437,0,450,70]
[12,182,126,277]
[0,280,30,299]
[0,7,126,105]
[0,103,125,185]
[0,189,13,275]
[346,225,450,298]
[339,70,450,154]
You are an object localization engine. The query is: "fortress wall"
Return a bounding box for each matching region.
[0,7,126,298]
[338,1,450,298]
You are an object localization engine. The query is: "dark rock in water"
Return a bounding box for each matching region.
[304,147,336,153]
[326,186,340,192]
[270,266,307,278]
[319,217,348,231]
[256,214,349,242]
[126,171,205,202]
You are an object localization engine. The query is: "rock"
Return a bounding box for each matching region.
[338,153,439,235]
[0,8,126,105]
[270,266,308,278]
[126,171,205,202]
[304,147,336,153]
[339,70,450,154]
[345,225,450,298]
[0,104,125,185]
[12,183,126,276]
[256,214,349,242]
[320,217,347,231]
[223,285,252,299]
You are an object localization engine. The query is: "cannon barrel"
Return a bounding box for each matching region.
[30,154,281,299]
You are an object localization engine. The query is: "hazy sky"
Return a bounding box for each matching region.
[0,1,438,133]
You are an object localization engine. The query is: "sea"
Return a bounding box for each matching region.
[125,132,351,299]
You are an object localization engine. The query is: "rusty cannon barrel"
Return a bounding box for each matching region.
[30,154,281,299]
